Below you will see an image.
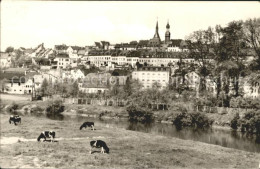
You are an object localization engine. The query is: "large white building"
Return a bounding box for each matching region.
[132,66,170,89]
[54,53,71,69]
[88,55,111,67]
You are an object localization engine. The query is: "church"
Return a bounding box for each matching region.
[148,20,188,52]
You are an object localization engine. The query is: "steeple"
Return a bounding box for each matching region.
[166,20,170,29]
[165,20,171,44]
[149,19,162,47]
[153,19,161,40]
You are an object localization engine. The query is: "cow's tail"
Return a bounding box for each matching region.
[9,119,11,124]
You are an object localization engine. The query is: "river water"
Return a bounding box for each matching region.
[50,114,260,153]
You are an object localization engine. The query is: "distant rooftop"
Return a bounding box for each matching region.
[136,66,170,72]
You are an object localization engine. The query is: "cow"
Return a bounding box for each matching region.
[37,131,55,142]
[90,140,109,154]
[80,122,95,130]
[9,115,21,125]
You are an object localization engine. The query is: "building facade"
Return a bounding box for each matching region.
[132,66,170,89]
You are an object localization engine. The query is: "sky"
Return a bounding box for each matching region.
[1,1,260,51]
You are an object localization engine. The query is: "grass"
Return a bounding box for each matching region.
[1,113,260,168]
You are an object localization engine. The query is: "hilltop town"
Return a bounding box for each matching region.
[1,1,260,167]
[1,19,259,104]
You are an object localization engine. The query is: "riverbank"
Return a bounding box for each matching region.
[1,114,260,168]
[0,97,237,126]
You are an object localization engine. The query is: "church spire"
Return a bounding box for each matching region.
[166,19,170,29]
[165,20,171,44]
[154,19,160,40]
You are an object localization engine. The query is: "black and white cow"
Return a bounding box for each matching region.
[37,131,56,142]
[9,115,21,125]
[90,140,109,154]
[80,122,95,130]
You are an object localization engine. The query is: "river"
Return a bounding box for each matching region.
[49,114,260,153]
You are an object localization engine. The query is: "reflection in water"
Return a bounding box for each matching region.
[53,115,260,153]
[46,114,64,121]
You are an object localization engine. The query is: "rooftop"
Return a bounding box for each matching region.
[136,66,170,72]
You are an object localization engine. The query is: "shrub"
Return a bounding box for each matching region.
[230,113,240,130]
[7,102,19,114]
[240,110,260,134]
[191,112,214,128]
[172,111,214,129]
[127,105,154,123]
[46,99,65,116]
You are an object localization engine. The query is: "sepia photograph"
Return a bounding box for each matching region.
[0,1,260,168]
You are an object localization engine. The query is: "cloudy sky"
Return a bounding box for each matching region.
[1,1,260,51]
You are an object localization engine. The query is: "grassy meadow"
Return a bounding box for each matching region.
[1,113,260,168]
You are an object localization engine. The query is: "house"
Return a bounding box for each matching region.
[79,73,111,93]
[241,77,260,99]
[54,44,69,54]
[132,66,170,89]
[166,39,189,52]
[88,55,111,67]
[0,68,38,94]
[108,44,115,50]
[54,53,71,69]
[62,69,85,80]
[0,52,12,68]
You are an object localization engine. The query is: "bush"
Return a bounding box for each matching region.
[240,110,260,134]
[7,102,19,114]
[46,99,65,116]
[127,105,154,123]
[172,111,214,129]
[230,113,240,130]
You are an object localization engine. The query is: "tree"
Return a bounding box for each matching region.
[69,81,79,98]
[187,28,215,92]
[231,113,240,130]
[218,21,246,97]
[41,78,48,96]
[243,18,260,70]
[5,46,14,53]
[46,99,65,116]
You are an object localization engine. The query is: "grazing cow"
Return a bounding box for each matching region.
[80,122,95,130]
[9,115,21,125]
[90,140,109,154]
[37,131,55,142]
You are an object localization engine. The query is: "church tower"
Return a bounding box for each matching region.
[153,20,161,41]
[149,20,161,47]
[165,20,171,44]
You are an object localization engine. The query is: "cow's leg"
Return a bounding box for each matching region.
[14,122,17,126]
[89,147,92,154]
[91,125,94,131]
[101,147,104,154]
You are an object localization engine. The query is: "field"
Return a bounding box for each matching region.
[1,113,260,168]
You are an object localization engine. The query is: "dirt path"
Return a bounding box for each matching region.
[1,136,107,145]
